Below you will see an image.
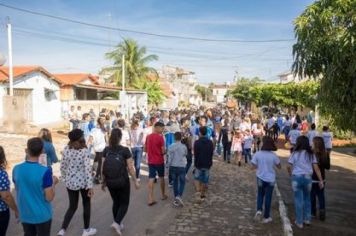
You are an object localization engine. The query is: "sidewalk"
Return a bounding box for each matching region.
[167,160,284,236]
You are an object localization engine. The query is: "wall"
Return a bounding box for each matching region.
[62,100,120,118]
[60,86,74,100]
[13,72,62,125]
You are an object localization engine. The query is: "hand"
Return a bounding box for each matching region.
[87,188,94,198]
[53,176,59,185]
[134,180,140,190]
[319,181,324,189]
[14,210,19,219]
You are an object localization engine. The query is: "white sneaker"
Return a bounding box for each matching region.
[262,217,273,223]
[120,223,124,230]
[57,229,66,236]
[254,211,262,221]
[111,222,122,235]
[168,184,173,188]
[176,196,184,206]
[82,228,97,236]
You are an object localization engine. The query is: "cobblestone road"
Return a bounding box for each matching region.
[167,160,283,236]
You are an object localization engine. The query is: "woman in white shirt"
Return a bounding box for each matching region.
[88,117,107,184]
[287,136,324,229]
[58,129,96,236]
[129,120,145,180]
[322,126,333,160]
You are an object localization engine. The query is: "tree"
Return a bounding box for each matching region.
[292,0,356,131]
[195,85,212,101]
[133,77,165,106]
[102,38,158,87]
[231,77,264,104]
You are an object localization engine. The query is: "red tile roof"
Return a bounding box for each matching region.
[75,83,145,93]
[54,73,99,86]
[0,66,60,83]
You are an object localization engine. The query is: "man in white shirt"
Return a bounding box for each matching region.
[322,126,333,159]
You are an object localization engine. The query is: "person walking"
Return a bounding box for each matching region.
[13,138,58,236]
[252,123,264,153]
[58,129,96,236]
[311,137,330,221]
[193,126,214,201]
[243,129,253,164]
[129,120,145,181]
[287,136,324,229]
[321,126,333,160]
[307,123,318,147]
[288,123,301,153]
[218,118,233,163]
[231,129,243,166]
[38,128,58,167]
[0,146,19,236]
[145,122,168,206]
[87,117,107,184]
[251,136,281,223]
[102,128,140,235]
[167,132,188,207]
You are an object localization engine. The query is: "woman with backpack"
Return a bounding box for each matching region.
[287,136,324,229]
[102,128,140,236]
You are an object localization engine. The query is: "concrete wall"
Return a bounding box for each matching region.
[13,72,62,124]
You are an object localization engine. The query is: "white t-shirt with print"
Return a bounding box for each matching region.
[90,128,106,152]
[322,131,333,149]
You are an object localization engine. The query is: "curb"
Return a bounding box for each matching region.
[275,183,293,236]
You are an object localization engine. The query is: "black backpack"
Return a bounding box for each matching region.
[102,148,128,189]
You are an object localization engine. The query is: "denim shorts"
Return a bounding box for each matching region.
[194,168,210,184]
[148,164,165,179]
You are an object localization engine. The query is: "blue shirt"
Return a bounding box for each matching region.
[43,141,58,167]
[13,161,53,224]
[165,132,175,149]
[80,122,91,142]
[0,169,10,211]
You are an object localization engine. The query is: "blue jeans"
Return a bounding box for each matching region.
[131,147,143,178]
[257,178,275,219]
[311,183,325,215]
[244,148,252,163]
[292,175,312,225]
[170,167,186,197]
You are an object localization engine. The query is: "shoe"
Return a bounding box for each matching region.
[238,161,241,167]
[294,221,303,229]
[120,223,124,230]
[176,196,184,206]
[227,160,230,163]
[57,229,66,236]
[254,211,262,221]
[111,223,122,235]
[319,210,326,221]
[111,222,123,230]
[168,184,173,188]
[262,218,273,223]
[304,220,311,226]
[82,228,97,236]
[137,178,141,183]
[173,199,180,207]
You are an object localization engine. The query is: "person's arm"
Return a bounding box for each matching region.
[0,191,18,216]
[126,158,140,189]
[84,151,94,197]
[313,164,324,189]
[87,135,93,147]
[287,164,292,176]
[161,136,166,155]
[60,149,68,180]
[43,168,58,202]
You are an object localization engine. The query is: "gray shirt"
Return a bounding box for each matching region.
[167,142,188,168]
[251,151,280,182]
[288,150,317,176]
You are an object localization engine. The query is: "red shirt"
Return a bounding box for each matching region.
[145,133,165,165]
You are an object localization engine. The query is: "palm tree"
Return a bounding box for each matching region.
[102,38,158,88]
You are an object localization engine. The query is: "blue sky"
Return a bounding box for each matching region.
[0,0,314,84]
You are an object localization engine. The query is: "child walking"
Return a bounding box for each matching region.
[167,132,188,207]
[243,129,253,164]
[251,136,281,223]
[231,129,243,166]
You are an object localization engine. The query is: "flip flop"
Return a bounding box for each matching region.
[148,201,157,206]
[161,195,168,201]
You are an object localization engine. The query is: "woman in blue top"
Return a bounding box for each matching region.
[38,128,58,167]
[0,146,19,236]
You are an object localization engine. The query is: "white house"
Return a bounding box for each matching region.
[212,84,229,103]
[0,66,62,125]
[278,71,310,84]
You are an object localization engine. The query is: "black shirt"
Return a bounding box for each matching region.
[194,137,214,169]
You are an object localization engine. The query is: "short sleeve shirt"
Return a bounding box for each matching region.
[251,151,280,182]
[103,146,132,161]
[145,133,165,165]
[0,169,10,211]
[288,150,318,175]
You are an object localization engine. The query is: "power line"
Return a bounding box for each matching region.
[0,2,295,43]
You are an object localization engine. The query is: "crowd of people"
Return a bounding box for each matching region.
[0,105,333,235]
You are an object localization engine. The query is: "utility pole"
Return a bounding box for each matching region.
[6,17,13,96]
[122,54,125,92]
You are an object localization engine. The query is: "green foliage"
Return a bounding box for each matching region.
[101,38,164,105]
[195,85,212,101]
[231,78,320,109]
[292,0,356,131]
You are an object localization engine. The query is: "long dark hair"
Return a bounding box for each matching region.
[109,128,122,148]
[68,137,87,150]
[261,136,277,151]
[293,136,313,160]
[38,128,52,143]
[0,146,6,170]
[313,137,327,164]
